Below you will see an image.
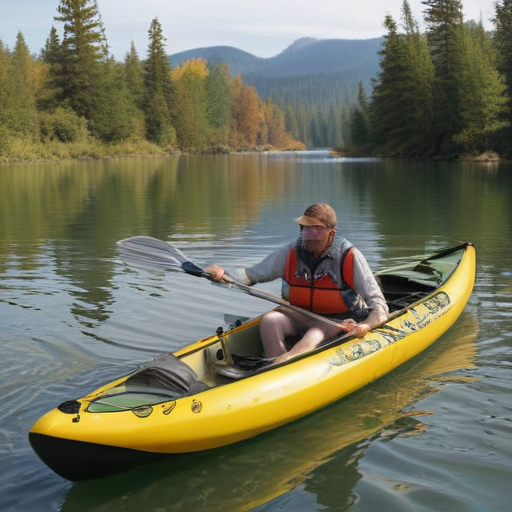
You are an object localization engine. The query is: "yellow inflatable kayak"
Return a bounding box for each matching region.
[29,243,475,481]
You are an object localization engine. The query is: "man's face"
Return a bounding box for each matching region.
[301,224,334,257]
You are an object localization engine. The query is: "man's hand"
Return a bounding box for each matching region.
[205,264,225,282]
[339,318,371,338]
[353,323,371,338]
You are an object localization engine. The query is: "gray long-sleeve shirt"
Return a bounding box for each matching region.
[227,236,389,321]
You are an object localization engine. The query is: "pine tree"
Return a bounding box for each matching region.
[144,18,176,146]
[124,41,145,111]
[205,63,232,146]
[89,57,137,142]
[492,0,512,155]
[452,22,508,152]
[39,26,64,111]
[367,2,435,156]
[350,81,370,145]
[41,26,64,70]
[369,14,410,153]
[0,40,12,153]
[494,0,512,98]
[421,0,464,153]
[399,0,435,154]
[284,104,300,141]
[2,33,39,139]
[54,0,107,120]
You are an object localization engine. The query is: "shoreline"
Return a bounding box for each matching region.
[0,144,308,166]
[2,144,506,166]
[331,147,506,163]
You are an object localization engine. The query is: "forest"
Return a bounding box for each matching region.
[346,0,512,159]
[2,0,512,163]
[170,38,383,149]
[0,0,304,164]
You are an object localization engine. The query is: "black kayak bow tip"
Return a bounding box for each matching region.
[29,432,174,481]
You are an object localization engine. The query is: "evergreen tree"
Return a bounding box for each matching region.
[124,41,145,111]
[284,104,300,141]
[369,14,410,153]
[0,41,12,153]
[39,26,64,111]
[54,0,107,120]
[367,3,435,156]
[2,33,39,139]
[421,0,464,153]
[492,0,512,155]
[309,113,322,147]
[41,26,63,67]
[399,0,435,154]
[0,41,11,109]
[89,58,138,142]
[205,63,232,145]
[144,17,176,146]
[350,81,370,145]
[452,22,508,152]
[295,104,312,146]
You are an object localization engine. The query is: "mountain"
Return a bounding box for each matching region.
[169,38,384,147]
[170,37,382,87]
[170,45,266,76]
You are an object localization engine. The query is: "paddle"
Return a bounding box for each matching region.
[116,235,346,330]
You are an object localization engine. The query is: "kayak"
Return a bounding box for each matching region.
[29,243,476,481]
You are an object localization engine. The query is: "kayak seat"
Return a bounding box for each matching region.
[126,354,209,395]
[215,365,253,380]
[214,353,273,380]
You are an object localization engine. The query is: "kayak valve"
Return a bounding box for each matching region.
[58,400,81,423]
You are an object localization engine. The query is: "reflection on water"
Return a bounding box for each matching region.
[1,153,512,511]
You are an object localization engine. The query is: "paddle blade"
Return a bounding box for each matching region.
[117,236,210,278]
[117,236,184,271]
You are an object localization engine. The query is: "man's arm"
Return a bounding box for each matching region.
[351,248,389,337]
[206,243,292,285]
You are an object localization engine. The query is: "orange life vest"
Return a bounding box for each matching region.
[284,246,355,314]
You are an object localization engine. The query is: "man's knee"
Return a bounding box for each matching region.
[261,310,286,325]
[307,326,327,343]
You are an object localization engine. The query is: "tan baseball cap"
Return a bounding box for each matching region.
[295,203,337,229]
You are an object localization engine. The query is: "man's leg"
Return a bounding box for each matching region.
[261,307,346,360]
[260,309,302,358]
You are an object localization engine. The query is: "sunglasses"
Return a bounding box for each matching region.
[301,225,330,233]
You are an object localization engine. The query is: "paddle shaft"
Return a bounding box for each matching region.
[219,273,346,329]
[117,236,346,331]
[182,255,345,329]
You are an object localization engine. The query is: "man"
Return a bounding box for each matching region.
[206,203,388,363]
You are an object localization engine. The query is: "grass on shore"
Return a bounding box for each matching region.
[0,135,170,164]
[0,134,307,165]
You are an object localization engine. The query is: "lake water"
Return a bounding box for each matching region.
[1,152,511,511]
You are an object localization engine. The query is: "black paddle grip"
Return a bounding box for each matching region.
[182,261,209,277]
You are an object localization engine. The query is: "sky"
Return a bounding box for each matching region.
[1,0,498,60]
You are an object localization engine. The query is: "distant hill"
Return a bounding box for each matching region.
[170,37,384,147]
[170,37,381,84]
[170,45,266,76]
